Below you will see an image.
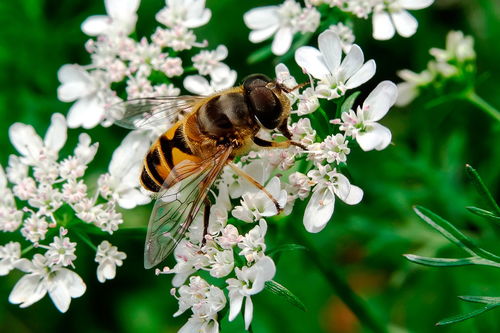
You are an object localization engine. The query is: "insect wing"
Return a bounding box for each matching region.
[144,147,233,269]
[111,96,205,130]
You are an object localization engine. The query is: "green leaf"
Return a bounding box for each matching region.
[466,206,500,223]
[459,296,500,304]
[268,244,308,256]
[404,254,500,268]
[437,302,500,326]
[264,280,307,312]
[413,206,500,263]
[465,164,500,215]
[340,91,361,115]
[247,45,273,65]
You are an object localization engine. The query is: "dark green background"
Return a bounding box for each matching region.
[0,0,499,332]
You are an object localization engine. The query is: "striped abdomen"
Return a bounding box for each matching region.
[140,122,201,192]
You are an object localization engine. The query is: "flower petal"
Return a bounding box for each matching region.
[9,275,47,308]
[249,25,279,43]
[244,296,254,330]
[228,293,244,321]
[244,7,279,30]
[318,30,342,74]
[105,0,140,20]
[9,123,43,161]
[44,113,67,156]
[345,60,376,89]
[81,16,111,36]
[344,185,363,205]
[272,27,293,56]
[66,96,104,129]
[356,123,392,151]
[400,0,434,10]
[303,186,335,233]
[183,75,212,95]
[295,46,330,79]
[372,11,395,40]
[363,81,398,121]
[338,44,364,82]
[392,10,418,38]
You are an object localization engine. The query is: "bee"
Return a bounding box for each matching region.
[114,74,305,269]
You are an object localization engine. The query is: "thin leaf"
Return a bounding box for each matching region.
[265,280,306,312]
[413,206,500,263]
[458,296,500,305]
[436,303,500,326]
[466,206,500,223]
[268,244,307,256]
[340,91,361,115]
[404,254,500,268]
[465,164,500,215]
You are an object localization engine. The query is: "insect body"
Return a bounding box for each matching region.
[115,74,303,269]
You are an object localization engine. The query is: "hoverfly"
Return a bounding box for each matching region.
[114,74,305,269]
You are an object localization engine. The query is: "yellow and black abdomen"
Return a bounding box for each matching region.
[140,122,201,192]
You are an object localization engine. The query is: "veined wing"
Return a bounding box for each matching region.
[144,146,233,269]
[110,96,205,130]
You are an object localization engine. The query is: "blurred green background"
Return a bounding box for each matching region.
[0,0,499,332]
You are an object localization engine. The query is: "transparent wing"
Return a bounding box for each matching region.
[110,96,205,130]
[144,146,233,269]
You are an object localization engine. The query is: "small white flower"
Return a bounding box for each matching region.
[81,0,140,37]
[9,254,86,313]
[288,172,314,200]
[318,134,351,164]
[21,215,49,243]
[429,30,476,63]
[95,240,127,283]
[232,177,287,223]
[98,130,151,209]
[9,113,67,166]
[296,87,320,115]
[57,65,110,129]
[304,165,363,233]
[165,240,208,287]
[238,219,267,263]
[226,256,276,329]
[45,228,77,267]
[337,80,397,151]
[192,45,229,76]
[183,68,237,96]
[156,0,211,29]
[372,0,434,40]
[328,22,355,53]
[244,0,320,56]
[295,30,376,99]
[0,242,21,276]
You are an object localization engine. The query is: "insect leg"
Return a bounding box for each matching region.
[228,163,283,213]
[202,197,211,246]
[253,137,306,150]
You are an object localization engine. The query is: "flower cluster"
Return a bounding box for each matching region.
[0,113,130,312]
[3,0,402,330]
[244,0,435,55]
[396,30,476,106]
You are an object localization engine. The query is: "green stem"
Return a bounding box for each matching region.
[73,230,97,251]
[291,227,387,333]
[463,90,500,122]
[21,245,34,256]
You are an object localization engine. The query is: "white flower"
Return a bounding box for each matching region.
[238,219,267,263]
[9,113,67,166]
[304,165,363,233]
[226,256,276,329]
[45,228,77,267]
[165,240,208,287]
[0,242,21,276]
[429,30,476,63]
[316,134,351,164]
[81,0,140,37]
[244,0,320,56]
[338,81,397,151]
[232,177,287,223]
[95,241,127,283]
[21,215,49,243]
[296,87,320,115]
[192,45,230,76]
[183,68,237,96]
[328,22,355,53]
[57,65,110,129]
[372,0,434,40]
[98,130,151,209]
[156,0,211,29]
[9,254,86,313]
[295,30,376,99]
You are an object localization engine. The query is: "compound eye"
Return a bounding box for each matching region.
[248,87,281,129]
[243,74,272,92]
